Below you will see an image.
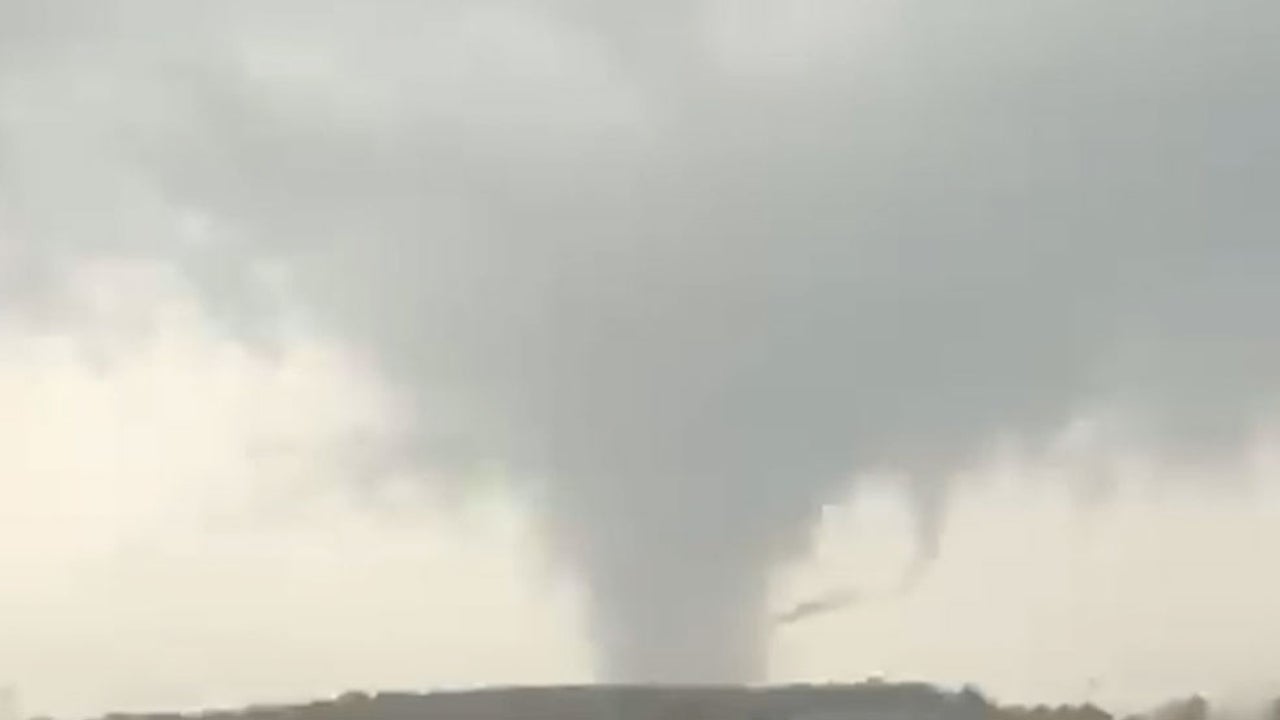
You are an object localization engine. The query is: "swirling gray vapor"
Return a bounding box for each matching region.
[2,0,1279,683]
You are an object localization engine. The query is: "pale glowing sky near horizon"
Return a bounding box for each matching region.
[2,264,1279,718]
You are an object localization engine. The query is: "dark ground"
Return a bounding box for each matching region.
[91,683,1140,720]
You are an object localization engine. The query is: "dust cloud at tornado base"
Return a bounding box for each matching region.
[3,0,1280,684]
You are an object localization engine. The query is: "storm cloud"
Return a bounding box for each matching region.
[3,0,1279,684]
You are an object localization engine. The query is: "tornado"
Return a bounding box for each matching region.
[3,0,1280,685]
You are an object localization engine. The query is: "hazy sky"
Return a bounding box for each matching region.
[3,255,1280,720]
[3,0,1280,716]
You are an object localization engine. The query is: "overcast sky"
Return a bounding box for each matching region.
[2,303,1279,717]
[3,0,1280,716]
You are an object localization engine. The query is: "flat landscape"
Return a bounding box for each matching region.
[90,684,1223,720]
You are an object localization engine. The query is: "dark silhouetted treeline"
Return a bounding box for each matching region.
[81,684,1278,720]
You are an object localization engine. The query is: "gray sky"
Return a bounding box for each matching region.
[2,317,1279,716]
[3,0,1280,714]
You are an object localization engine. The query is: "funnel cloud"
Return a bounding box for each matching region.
[774,588,862,629]
[3,0,1280,685]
